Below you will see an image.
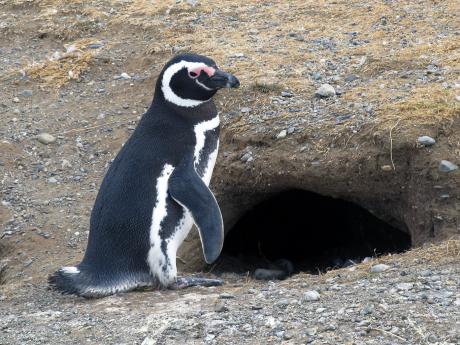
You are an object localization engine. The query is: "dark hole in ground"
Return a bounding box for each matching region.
[217,189,411,277]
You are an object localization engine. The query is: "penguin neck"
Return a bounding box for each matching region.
[151,88,218,124]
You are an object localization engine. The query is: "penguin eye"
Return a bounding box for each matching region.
[188,71,198,78]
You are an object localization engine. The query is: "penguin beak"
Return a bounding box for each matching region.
[205,70,240,89]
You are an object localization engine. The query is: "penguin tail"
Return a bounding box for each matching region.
[48,266,96,298]
[49,265,154,298]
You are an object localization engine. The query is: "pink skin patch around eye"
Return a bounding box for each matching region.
[191,66,216,77]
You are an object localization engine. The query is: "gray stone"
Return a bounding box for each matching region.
[240,152,253,163]
[418,136,436,146]
[345,74,359,82]
[48,177,58,184]
[439,160,458,172]
[240,107,251,113]
[281,91,294,97]
[303,290,320,301]
[396,282,414,291]
[276,130,287,139]
[219,293,234,299]
[311,72,322,80]
[254,268,288,280]
[370,264,390,273]
[214,302,228,313]
[37,133,56,145]
[315,84,336,98]
[287,127,295,134]
[21,90,33,97]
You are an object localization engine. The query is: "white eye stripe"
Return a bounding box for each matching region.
[161,60,211,107]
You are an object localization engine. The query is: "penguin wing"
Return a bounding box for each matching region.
[168,156,224,264]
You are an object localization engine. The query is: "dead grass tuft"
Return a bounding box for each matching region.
[22,39,101,88]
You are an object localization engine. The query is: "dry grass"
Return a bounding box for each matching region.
[22,38,102,88]
[4,0,459,131]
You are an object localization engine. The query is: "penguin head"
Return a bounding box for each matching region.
[157,53,240,108]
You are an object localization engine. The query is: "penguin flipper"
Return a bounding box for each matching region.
[168,157,224,264]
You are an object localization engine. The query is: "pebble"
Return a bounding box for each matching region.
[21,90,33,97]
[311,72,322,80]
[12,97,20,103]
[120,72,131,80]
[240,152,253,163]
[381,165,392,171]
[439,160,458,172]
[345,74,359,82]
[361,304,374,315]
[186,0,199,6]
[240,107,251,113]
[48,177,58,184]
[276,130,287,139]
[418,136,436,146]
[37,133,56,145]
[396,282,414,291]
[88,43,103,49]
[214,302,229,313]
[315,84,336,98]
[281,91,294,97]
[141,337,155,345]
[371,264,390,273]
[219,293,235,299]
[303,290,320,301]
[287,127,295,134]
[455,95,460,102]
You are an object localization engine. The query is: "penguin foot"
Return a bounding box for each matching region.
[170,276,223,290]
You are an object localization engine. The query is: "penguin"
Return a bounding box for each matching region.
[49,53,240,298]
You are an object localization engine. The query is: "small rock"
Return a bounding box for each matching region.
[303,290,320,301]
[276,299,290,308]
[251,305,263,310]
[381,165,392,171]
[311,72,322,80]
[345,74,359,82]
[281,91,294,97]
[240,107,251,113]
[396,282,414,291]
[371,264,390,273]
[219,293,234,299]
[240,152,253,163]
[276,130,287,139]
[88,43,103,49]
[186,0,198,6]
[214,302,228,313]
[315,84,336,98]
[254,268,288,280]
[48,177,58,184]
[455,95,460,102]
[361,304,374,315]
[21,90,33,97]
[12,97,20,103]
[141,337,155,345]
[418,136,436,146]
[439,160,458,172]
[120,72,131,80]
[37,133,56,145]
[287,127,295,134]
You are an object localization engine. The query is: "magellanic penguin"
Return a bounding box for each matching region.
[49,53,240,298]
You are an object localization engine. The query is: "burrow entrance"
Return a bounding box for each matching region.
[216,189,411,277]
